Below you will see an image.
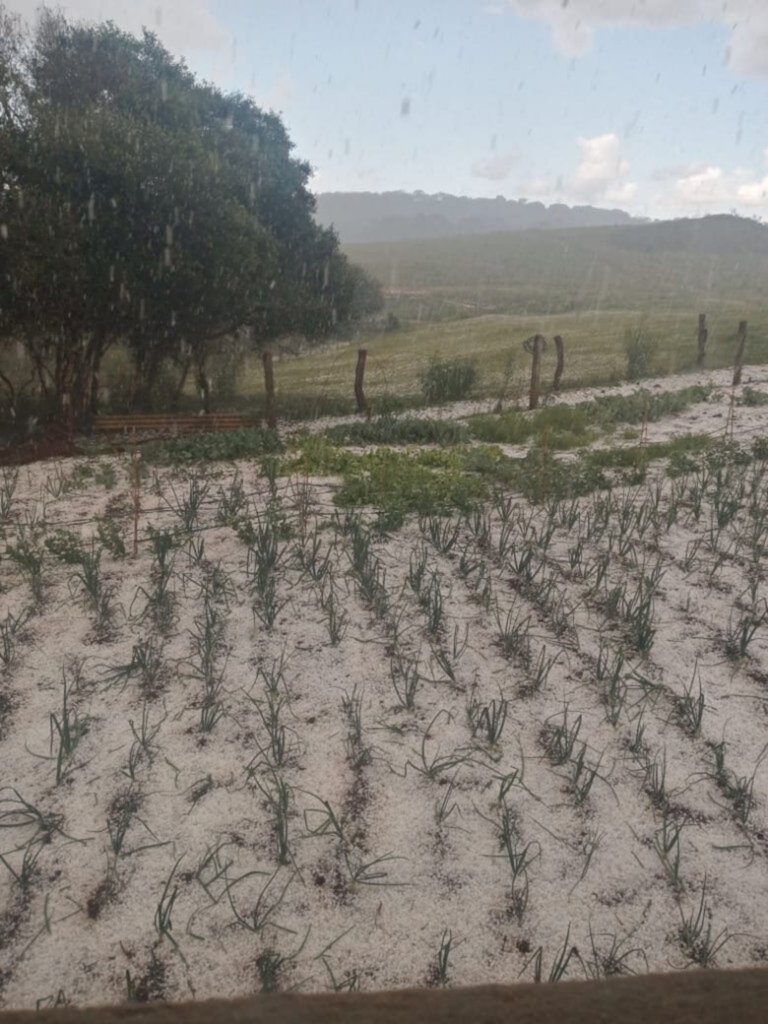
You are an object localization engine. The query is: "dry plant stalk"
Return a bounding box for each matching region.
[131,450,141,559]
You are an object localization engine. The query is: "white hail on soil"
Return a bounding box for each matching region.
[1,369,768,1008]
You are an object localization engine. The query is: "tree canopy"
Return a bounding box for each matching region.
[0,6,382,425]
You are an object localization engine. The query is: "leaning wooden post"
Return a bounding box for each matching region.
[354,348,370,418]
[262,349,277,429]
[733,320,748,386]
[696,313,708,369]
[553,335,565,392]
[524,334,546,410]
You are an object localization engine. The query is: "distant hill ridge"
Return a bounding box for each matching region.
[579,213,768,255]
[338,213,768,320]
[314,190,646,243]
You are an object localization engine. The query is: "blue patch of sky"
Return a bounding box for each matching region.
[188,1,768,207]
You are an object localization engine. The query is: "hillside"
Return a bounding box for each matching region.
[315,190,643,244]
[343,214,768,320]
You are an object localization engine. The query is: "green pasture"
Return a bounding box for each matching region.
[227,308,768,419]
[6,216,768,424]
[344,223,768,320]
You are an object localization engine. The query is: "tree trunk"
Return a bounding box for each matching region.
[196,357,212,414]
[90,363,100,418]
[733,320,748,386]
[51,333,108,432]
[173,355,193,411]
[78,335,106,429]
[26,337,53,397]
[131,344,164,411]
[53,339,78,434]
[0,369,18,420]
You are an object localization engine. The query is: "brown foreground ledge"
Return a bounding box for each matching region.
[2,968,768,1024]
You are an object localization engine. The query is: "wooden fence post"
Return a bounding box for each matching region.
[696,313,708,370]
[733,320,748,386]
[262,349,277,429]
[525,334,546,410]
[553,335,565,392]
[354,348,369,418]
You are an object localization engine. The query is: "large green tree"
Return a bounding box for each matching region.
[0,7,381,426]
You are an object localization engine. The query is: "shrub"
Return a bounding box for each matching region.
[741,387,768,407]
[469,386,710,449]
[624,329,657,381]
[141,428,282,464]
[334,449,487,515]
[420,357,478,404]
[325,416,469,446]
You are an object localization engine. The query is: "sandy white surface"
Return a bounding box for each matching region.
[1,375,768,1009]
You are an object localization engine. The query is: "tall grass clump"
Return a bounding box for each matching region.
[6,535,45,608]
[624,327,657,381]
[0,467,19,523]
[420,357,477,404]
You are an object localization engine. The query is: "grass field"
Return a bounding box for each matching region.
[344,219,768,320]
[226,309,768,420]
[5,219,768,425]
[221,220,768,418]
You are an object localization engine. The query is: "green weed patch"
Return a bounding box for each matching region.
[141,428,283,465]
[468,386,712,448]
[324,416,469,447]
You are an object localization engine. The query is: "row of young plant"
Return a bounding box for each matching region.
[321,477,761,974]
[0,467,276,999]
[407,455,768,970]
[2,439,768,999]
[1,465,480,998]
[321,384,717,450]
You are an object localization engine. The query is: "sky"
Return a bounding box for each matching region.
[5,0,768,220]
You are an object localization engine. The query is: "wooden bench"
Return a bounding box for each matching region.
[92,413,260,436]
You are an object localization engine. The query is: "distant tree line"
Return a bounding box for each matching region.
[0,6,383,428]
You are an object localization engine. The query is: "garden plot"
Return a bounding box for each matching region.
[2,403,768,1010]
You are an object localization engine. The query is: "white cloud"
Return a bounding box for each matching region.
[5,0,231,57]
[522,138,768,216]
[738,176,768,205]
[522,132,636,205]
[520,175,560,199]
[471,151,518,180]
[513,133,768,217]
[500,0,768,77]
[571,133,632,200]
[650,161,710,182]
[666,164,768,211]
